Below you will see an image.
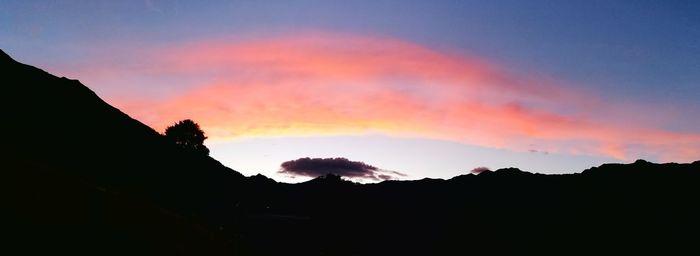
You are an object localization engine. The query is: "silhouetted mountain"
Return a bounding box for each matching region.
[1,50,245,254]
[246,173,278,184]
[2,49,700,255]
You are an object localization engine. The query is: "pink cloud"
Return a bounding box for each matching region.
[63,32,700,162]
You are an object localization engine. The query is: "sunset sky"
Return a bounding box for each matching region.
[2,0,699,182]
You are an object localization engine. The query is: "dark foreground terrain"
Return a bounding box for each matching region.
[2,50,699,255]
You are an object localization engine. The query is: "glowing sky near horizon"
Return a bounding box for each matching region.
[2,0,700,182]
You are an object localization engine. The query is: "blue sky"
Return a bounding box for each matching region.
[2,0,699,182]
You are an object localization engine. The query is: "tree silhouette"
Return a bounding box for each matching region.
[164,119,210,155]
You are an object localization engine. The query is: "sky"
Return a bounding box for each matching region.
[2,0,700,182]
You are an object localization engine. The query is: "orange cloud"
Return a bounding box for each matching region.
[77,32,700,162]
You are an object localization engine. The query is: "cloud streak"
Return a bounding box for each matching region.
[62,32,700,162]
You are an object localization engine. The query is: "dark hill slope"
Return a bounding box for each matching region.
[1,49,244,204]
[1,50,245,254]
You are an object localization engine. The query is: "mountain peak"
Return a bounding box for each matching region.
[494,167,527,175]
[633,159,652,165]
[0,49,15,63]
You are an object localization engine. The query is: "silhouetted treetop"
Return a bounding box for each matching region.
[164,119,210,155]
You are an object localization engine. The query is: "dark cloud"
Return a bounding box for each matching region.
[471,166,491,175]
[377,174,393,180]
[279,157,406,181]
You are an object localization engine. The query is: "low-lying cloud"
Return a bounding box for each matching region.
[470,167,491,175]
[279,157,406,181]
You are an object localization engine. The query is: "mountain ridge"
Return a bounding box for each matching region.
[3,49,700,255]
